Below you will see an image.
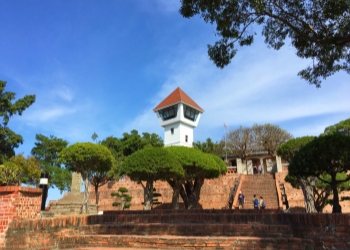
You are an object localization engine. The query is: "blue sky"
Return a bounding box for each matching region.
[1,0,349,203]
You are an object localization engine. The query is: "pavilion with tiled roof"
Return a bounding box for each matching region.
[154,87,204,147]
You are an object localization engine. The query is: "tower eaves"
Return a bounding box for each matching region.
[153,87,204,112]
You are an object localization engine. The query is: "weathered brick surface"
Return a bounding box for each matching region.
[3,211,350,250]
[92,174,239,211]
[58,235,314,250]
[0,186,42,248]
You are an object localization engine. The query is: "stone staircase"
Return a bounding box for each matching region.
[238,174,279,209]
[54,210,314,250]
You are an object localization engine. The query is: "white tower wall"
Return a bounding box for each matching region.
[155,103,202,147]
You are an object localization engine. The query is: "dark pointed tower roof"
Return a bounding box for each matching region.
[153,87,204,112]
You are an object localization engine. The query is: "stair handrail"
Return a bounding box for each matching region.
[224,176,241,209]
[279,183,289,210]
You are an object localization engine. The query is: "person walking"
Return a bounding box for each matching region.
[238,191,245,209]
[253,194,259,210]
[259,196,266,210]
[258,164,263,174]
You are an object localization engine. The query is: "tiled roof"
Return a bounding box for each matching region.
[153,87,204,112]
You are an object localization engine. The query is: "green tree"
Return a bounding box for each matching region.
[119,147,183,210]
[0,80,35,163]
[89,133,112,205]
[288,134,350,213]
[101,136,125,179]
[179,0,350,87]
[111,187,132,210]
[193,137,225,156]
[323,118,350,136]
[59,142,114,214]
[0,155,41,186]
[165,146,227,209]
[103,131,164,180]
[277,136,317,212]
[0,162,21,186]
[7,154,41,186]
[31,134,71,193]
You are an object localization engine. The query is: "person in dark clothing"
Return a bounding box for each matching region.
[253,194,259,210]
[238,191,245,209]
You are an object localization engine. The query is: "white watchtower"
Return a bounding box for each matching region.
[154,87,204,147]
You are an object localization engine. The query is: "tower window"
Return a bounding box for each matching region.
[185,135,188,142]
[158,104,178,121]
[171,128,174,135]
[183,105,199,121]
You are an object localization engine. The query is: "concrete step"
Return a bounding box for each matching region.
[60,235,314,250]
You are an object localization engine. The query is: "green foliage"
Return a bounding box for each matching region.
[0,80,35,163]
[8,154,41,186]
[59,142,114,175]
[0,155,41,186]
[111,187,132,210]
[166,146,226,179]
[101,130,164,180]
[0,162,21,186]
[119,147,183,182]
[165,146,227,209]
[179,0,350,87]
[31,134,71,193]
[323,118,350,136]
[121,130,164,156]
[59,142,114,213]
[289,134,350,213]
[289,134,350,178]
[277,136,315,162]
[193,138,225,156]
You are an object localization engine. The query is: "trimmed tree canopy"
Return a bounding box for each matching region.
[289,134,350,213]
[166,146,227,179]
[59,142,113,174]
[277,136,315,162]
[59,142,114,213]
[119,147,184,181]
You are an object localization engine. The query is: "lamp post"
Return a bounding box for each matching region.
[39,172,49,211]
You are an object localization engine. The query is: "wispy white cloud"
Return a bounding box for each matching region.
[52,86,74,102]
[24,106,77,123]
[132,38,350,141]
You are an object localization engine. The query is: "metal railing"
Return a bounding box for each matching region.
[224,176,240,209]
[279,183,289,210]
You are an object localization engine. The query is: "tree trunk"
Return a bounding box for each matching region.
[94,184,99,204]
[143,180,153,210]
[179,185,189,209]
[331,174,342,213]
[299,177,317,213]
[81,172,89,214]
[185,178,204,210]
[167,179,182,209]
[121,197,125,210]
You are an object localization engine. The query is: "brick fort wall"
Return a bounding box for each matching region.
[0,186,42,248]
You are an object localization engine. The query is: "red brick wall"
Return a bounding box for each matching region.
[0,186,42,248]
[3,212,350,250]
[91,173,238,211]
